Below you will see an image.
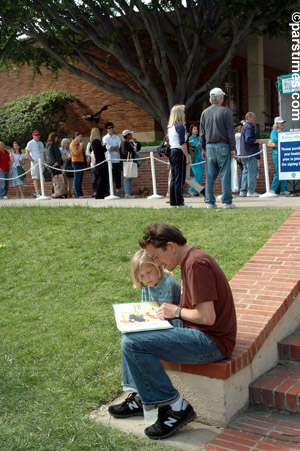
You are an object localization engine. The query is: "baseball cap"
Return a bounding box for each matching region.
[122,129,134,137]
[210,88,225,96]
[274,116,286,123]
[32,130,40,135]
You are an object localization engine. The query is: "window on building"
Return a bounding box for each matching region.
[224,70,241,124]
[264,79,272,131]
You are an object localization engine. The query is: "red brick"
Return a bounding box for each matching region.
[275,379,297,409]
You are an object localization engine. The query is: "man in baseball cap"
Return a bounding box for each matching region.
[200,87,236,209]
[25,130,45,197]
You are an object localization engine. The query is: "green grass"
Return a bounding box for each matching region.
[0,207,293,450]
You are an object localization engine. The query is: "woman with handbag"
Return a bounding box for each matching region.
[10,141,27,198]
[269,116,290,196]
[168,104,192,208]
[46,132,64,198]
[120,130,140,199]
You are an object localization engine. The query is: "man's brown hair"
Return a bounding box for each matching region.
[139,222,187,249]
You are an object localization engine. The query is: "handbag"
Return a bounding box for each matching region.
[157,135,170,158]
[188,146,197,164]
[267,139,277,149]
[123,155,138,178]
[43,167,52,182]
[16,165,26,181]
[133,149,145,167]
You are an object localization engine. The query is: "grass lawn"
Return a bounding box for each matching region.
[0,206,293,450]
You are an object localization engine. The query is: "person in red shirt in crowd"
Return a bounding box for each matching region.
[0,141,11,199]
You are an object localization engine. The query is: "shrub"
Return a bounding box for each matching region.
[0,90,79,147]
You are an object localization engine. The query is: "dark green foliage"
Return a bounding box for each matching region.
[0,90,79,147]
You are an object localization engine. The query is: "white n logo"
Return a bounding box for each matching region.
[128,401,139,411]
[164,416,177,427]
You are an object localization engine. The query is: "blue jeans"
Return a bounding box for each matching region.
[121,327,225,407]
[123,177,133,195]
[72,162,84,198]
[240,156,257,194]
[189,150,204,194]
[271,150,287,193]
[205,143,232,204]
[169,148,186,206]
[0,171,9,197]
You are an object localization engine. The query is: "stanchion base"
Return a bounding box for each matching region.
[147,194,164,199]
[259,192,278,198]
[36,196,51,200]
[104,195,121,200]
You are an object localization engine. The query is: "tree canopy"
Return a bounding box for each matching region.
[0,1,297,129]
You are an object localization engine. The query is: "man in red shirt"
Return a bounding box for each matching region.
[0,141,11,199]
[108,222,236,440]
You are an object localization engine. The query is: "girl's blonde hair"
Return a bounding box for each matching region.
[130,249,164,289]
[167,104,185,128]
[89,127,101,141]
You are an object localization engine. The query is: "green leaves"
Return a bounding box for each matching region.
[0,90,79,146]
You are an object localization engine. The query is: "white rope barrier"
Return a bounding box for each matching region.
[148,152,164,199]
[1,146,272,201]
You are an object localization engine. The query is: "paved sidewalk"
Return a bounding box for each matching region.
[0,193,300,209]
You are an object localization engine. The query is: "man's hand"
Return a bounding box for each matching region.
[156,303,178,319]
[202,149,206,160]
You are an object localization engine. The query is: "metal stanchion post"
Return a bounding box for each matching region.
[36,158,50,200]
[147,152,164,199]
[105,153,120,200]
[260,143,278,198]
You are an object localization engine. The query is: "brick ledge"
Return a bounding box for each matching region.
[162,208,300,380]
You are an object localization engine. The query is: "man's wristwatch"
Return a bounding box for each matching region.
[174,308,182,319]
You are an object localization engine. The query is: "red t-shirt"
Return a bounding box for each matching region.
[180,247,237,358]
[0,150,10,172]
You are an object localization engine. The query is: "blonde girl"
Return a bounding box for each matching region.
[130,249,181,307]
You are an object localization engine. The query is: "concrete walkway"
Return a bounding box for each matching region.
[0,192,300,209]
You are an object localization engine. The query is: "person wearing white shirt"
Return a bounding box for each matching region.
[102,122,122,197]
[25,130,45,198]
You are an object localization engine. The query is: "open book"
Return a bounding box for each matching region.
[113,301,174,333]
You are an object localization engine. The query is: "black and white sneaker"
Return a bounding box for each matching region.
[108,392,143,418]
[144,400,196,440]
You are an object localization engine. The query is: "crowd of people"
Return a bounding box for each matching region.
[0,96,291,201]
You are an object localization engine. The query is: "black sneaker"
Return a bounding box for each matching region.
[144,400,196,440]
[108,392,143,418]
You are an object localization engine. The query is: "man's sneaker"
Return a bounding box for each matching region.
[223,203,236,209]
[33,192,40,198]
[125,194,136,199]
[2,196,9,199]
[239,191,246,197]
[177,204,193,208]
[207,203,217,209]
[247,192,259,197]
[280,191,291,196]
[108,393,143,418]
[144,400,196,440]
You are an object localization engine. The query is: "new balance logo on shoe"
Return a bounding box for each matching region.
[128,400,140,411]
[164,416,178,427]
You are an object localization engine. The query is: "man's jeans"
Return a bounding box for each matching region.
[121,327,225,407]
[205,143,232,204]
[72,162,84,198]
[271,150,287,193]
[240,156,257,194]
[0,171,9,197]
